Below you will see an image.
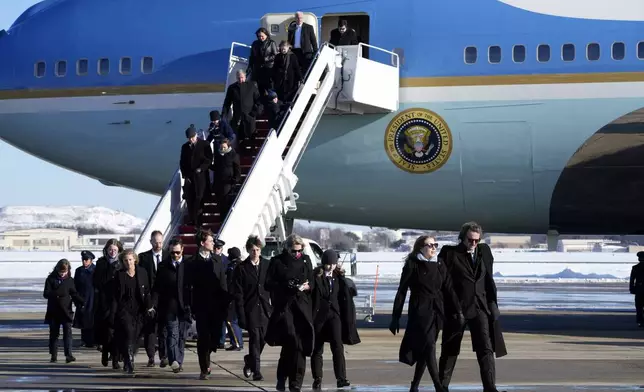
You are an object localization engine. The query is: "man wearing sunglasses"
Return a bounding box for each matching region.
[151,239,191,374]
[437,222,507,392]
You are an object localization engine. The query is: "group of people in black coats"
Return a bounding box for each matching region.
[391,222,507,392]
[42,230,361,392]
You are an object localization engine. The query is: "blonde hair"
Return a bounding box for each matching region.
[285,234,305,248]
[120,249,139,266]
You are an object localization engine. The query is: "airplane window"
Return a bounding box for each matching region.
[98,58,110,75]
[77,59,88,76]
[464,46,477,64]
[638,42,644,59]
[488,46,501,63]
[537,44,550,62]
[142,57,154,74]
[612,42,625,60]
[587,43,600,61]
[55,61,67,77]
[34,61,46,78]
[512,45,525,63]
[120,57,132,75]
[562,43,575,62]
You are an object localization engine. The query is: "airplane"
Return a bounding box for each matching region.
[1,0,644,239]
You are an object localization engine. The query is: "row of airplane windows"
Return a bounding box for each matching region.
[464,42,644,64]
[34,57,155,78]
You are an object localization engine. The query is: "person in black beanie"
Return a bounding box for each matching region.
[310,249,360,389]
[206,110,236,147]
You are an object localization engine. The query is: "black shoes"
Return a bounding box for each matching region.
[147,358,155,367]
[337,379,351,388]
[312,379,322,389]
[252,372,264,381]
[65,356,76,363]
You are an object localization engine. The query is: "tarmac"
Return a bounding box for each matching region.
[1,311,644,391]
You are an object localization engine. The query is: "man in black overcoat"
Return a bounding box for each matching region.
[232,236,273,381]
[138,230,168,367]
[187,229,229,380]
[222,70,261,141]
[180,125,213,226]
[152,238,192,373]
[438,221,507,392]
[629,251,644,326]
[329,20,359,47]
[310,249,360,389]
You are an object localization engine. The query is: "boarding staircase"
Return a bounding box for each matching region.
[134,41,399,256]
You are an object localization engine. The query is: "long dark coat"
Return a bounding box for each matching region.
[222,81,261,139]
[311,267,360,345]
[391,256,461,366]
[272,52,302,102]
[93,256,123,343]
[43,273,84,324]
[73,264,95,329]
[232,257,272,330]
[439,244,507,358]
[264,250,315,356]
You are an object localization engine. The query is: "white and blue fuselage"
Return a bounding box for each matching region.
[1,0,643,235]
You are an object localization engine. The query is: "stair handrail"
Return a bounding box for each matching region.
[133,168,183,253]
[216,128,277,237]
[272,42,335,139]
[273,44,336,154]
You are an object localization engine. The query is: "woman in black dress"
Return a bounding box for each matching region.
[390,235,463,392]
[110,249,152,374]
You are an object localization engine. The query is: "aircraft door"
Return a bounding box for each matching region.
[260,12,319,47]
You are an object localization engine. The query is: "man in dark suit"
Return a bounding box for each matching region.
[187,229,229,380]
[180,125,213,226]
[288,11,318,74]
[438,222,506,392]
[138,230,168,367]
[222,70,261,141]
[152,238,191,373]
[329,20,359,47]
[629,251,644,327]
[232,236,273,381]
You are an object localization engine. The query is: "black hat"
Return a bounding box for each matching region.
[638,251,644,261]
[215,238,226,248]
[227,247,241,260]
[267,90,278,99]
[81,250,96,260]
[210,110,221,121]
[185,124,197,139]
[321,249,338,265]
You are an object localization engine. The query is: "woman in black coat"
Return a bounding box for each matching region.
[247,27,278,97]
[264,234,315,392]
[272,40,302,103]
[43,258,84,363]
[110,249,152,374]
[389,236,463,392]
[73,250,96,347]
[93,239,124,369]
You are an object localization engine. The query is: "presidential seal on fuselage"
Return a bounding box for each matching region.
[384,108,453,173]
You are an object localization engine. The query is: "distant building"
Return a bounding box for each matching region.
[486,235,531,249]
[77,233,140,250]
[0,228,79,251]
[557,239,624,252]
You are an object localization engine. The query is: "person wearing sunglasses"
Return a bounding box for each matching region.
[152,238,191,374]
[389,235,461,392]
[265,234,315,392]
[437,222,507,392]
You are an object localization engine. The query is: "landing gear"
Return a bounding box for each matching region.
[547,229,559,251]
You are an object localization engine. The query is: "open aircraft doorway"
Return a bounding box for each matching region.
[321,13,370,58]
